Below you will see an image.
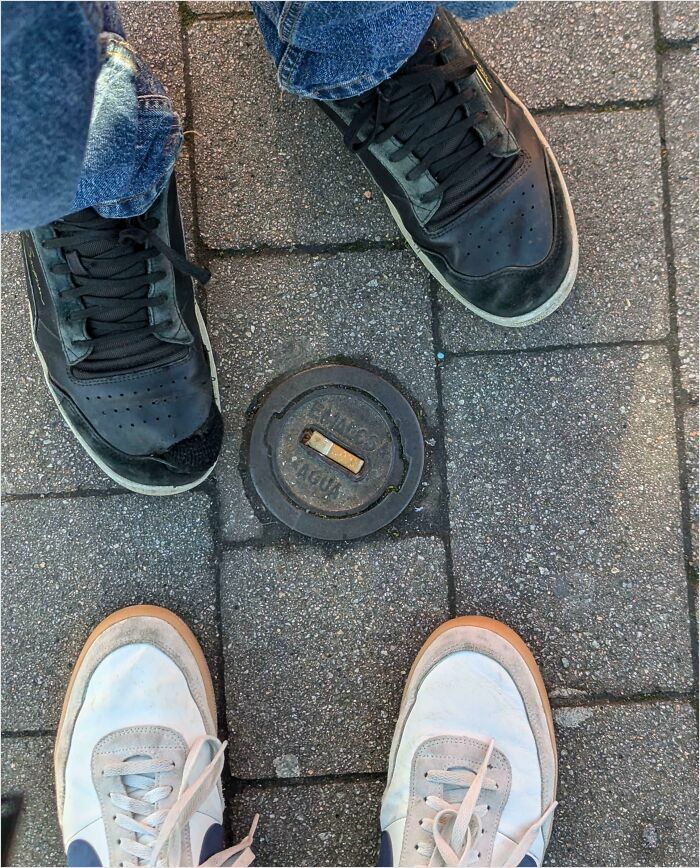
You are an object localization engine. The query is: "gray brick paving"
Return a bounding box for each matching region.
[547,701,698,867]
[1,736,63,868]
[231,780,384,867]
[2,4,698,867]
[187,21,397,249]
[188,1,252,13]
[662,48,699,400]
[206,251,438,541]
[444,346,693,694]
[464,2,657,108]
[438,108,669,352]
[1,493,217,732]
[659,1,699,41]
[1,234,109,495]
[686,408,699,569]
[118,0,187,117]
[220,537,449,778]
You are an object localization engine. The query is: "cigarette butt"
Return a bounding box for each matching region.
[304,430,364,474]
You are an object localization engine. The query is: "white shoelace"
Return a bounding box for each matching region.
[416,740,556,867]
[103,735,257,867]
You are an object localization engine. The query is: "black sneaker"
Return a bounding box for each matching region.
[317,7,578,327]
[21,177,222,495]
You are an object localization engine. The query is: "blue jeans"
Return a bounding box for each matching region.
[1,1,513,232]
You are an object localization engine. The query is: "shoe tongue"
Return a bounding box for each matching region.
[386,36,515,225]
[388,49,485,184]
[55,212,176,375]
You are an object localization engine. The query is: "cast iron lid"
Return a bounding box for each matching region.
[249,365,424,540]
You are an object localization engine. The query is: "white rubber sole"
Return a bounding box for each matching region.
[29,300,221,496]
[381,80,579,328]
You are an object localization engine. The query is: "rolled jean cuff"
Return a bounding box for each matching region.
[252,1,516,101]
[71,34,183,219]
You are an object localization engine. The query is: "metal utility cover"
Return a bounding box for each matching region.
[249,365,424,540]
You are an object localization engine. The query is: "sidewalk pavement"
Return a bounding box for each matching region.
[2,2,698,865]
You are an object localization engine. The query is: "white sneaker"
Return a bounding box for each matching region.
[380,617,557,867]
[54,605,257,867]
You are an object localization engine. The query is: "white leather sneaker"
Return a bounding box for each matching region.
[54,605,257,867]
[380,617,557,867]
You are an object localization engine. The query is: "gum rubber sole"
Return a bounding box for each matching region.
[55,604,217,757]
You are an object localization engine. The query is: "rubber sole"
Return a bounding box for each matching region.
[398,615,557,782]
[29,300,221,496]
[380,80,579,328]
[55,604,217,762]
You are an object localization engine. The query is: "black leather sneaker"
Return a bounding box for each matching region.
[21,177,222,495]
[317,7,578,327]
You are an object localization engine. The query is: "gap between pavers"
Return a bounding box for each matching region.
[662,48,699,402]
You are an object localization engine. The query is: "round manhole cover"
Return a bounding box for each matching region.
[249,365,424,540]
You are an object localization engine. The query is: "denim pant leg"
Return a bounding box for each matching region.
[1,1,181,231]
[252,1,515,100]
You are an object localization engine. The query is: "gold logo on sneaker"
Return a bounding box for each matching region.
[475,62,493,93]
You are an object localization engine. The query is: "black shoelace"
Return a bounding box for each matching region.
[42,211,210,377]
[342,38,517,224]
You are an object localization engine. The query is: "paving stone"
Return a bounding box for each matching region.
[119,0,186,116]
[0,234,110,495]
[1,493,218,732]
[685,407,699,569]
[231,779,383,867]
[220,537,449,777]
[547,700,698,867]
[438,109,669,351]
[659,1,699,41]
[464,2,656,108]
[206,251,437,541]
[188,1,252,13]
[187,21,396,249]
[444,345,693,694]
[1,736,63,868]
[663,49,699,399]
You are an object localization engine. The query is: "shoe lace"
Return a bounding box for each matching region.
[104,735,257,868]
[342,37,517,224]
[417,740,556,867]
[41,209,210,377]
